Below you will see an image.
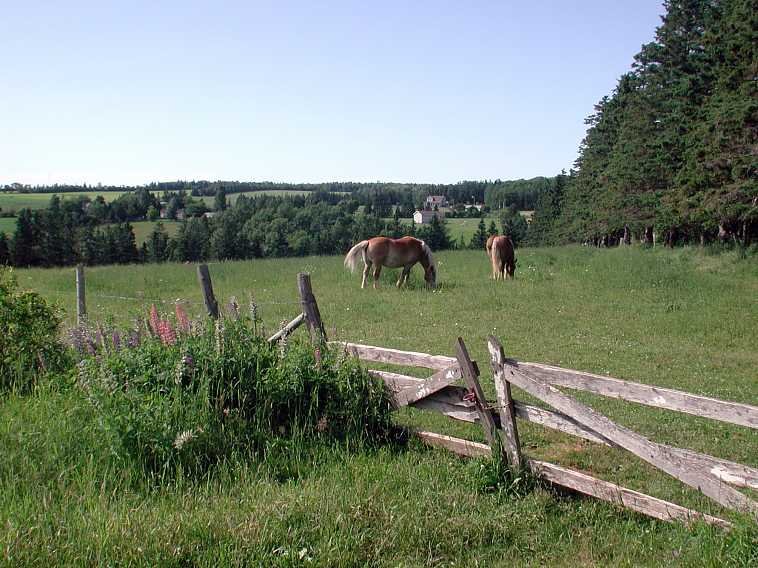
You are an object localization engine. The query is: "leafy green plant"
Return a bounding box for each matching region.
[0,268,71,392]
[77,313,393,479]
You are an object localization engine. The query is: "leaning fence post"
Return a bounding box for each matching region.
[75,264,87,326]
[455,337,508,464]
[196,264,219,320]
[297,272,326,343]
[487,335,522,469]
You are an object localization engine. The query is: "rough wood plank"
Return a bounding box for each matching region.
[413,431,730,528]
[297,273,326,343]
[502,362,758,515]
[371,369,758,490]
[514,402,613,445]
[336,342,457,370]
[368,369,422,390]
[267,313,305,343]
[529,460,732,529]
[455,337,504,456]
[75,264,86,326]
[414,430,490,458]
[488,336,522,468]
[520,361,758,430]
[394,364,462,407]
[196,264,219,320]
[413,398,480,422]
[513,402,758,490]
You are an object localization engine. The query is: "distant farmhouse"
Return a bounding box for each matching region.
[413,208,445,225]
[425,195,448,209]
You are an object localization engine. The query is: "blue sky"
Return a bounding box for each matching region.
[1,1,664,186]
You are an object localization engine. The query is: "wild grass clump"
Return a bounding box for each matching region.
[0,268,71,393]
[76,310,393,480]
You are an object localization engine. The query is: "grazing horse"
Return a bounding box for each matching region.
[486,235,516,280]
[344,236,437,289]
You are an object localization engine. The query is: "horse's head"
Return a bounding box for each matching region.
[424,263,437,288]
[506,258,517,279]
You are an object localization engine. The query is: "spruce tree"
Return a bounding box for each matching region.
[470,217,487,249]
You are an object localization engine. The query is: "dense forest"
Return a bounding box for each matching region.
[0,191,463,267]
[529,0,756,247]
[2,177,549,215]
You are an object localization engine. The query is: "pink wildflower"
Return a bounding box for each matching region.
[148,305,160,335]
[157,319,177,346]
[175,304,190,333]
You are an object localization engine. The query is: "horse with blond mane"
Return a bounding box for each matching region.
[486,235,517,280]
[344,236,437,289]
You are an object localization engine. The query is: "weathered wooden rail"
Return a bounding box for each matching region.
[332,338,758,528]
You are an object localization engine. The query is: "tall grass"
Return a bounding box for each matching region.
[3,245,757,565]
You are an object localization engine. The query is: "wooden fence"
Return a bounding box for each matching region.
[73,264,757,527]
[331,337,758,529]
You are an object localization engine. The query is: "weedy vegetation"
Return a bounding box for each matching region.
[1,245,757,566]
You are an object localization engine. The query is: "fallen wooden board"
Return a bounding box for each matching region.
[335,342,456,370]
[267,313,305,343]
[502,362,758,515]
[520,361,758,430]
[413,431,731,529]
[394,364,463,407]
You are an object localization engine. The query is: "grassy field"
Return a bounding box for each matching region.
[0,217,14,237]
[128,220,181,245]
[3,246,757,565]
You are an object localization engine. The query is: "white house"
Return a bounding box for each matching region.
[413,209,445,224]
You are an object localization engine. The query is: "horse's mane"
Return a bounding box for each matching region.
[419,239,435,268]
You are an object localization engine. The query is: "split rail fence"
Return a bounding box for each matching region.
[73,264,757,528]
[332,338,758,529]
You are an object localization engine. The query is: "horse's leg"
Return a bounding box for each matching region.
[373,265,382,289]
[491,255,498,280]
[361,261,371,289]
[397,266,411,288]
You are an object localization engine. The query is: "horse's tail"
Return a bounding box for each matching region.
[344,240,369,273]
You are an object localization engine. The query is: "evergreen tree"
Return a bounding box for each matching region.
[423,215,451,251]
[0,233,8,265]
[500,209,528,246]
[145,222,169,262]
[470,217,487,249]
[487,221,499,238]
[214,187,227,211]
[11,209,37,266]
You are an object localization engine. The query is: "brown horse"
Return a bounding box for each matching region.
[486,235,516,280]
[344,236,437,289]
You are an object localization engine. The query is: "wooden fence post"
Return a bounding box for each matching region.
[455,337,508,464]
[196,264,219,319]
[298,272,326,343]
[487,336,522,469]
[75,264,87,326]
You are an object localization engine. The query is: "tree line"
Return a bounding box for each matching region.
[528,0,757,247]
[0,192,463,267]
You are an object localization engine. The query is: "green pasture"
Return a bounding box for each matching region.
[128,220,181,245]
[0,217,15,237]
[3,245,757,565]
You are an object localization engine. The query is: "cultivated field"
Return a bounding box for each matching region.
[3,246,757,565]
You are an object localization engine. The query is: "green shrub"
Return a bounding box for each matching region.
[0,268,71,392]
[77,316,393,479]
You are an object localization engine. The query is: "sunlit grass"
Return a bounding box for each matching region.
[4,245,757,565]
